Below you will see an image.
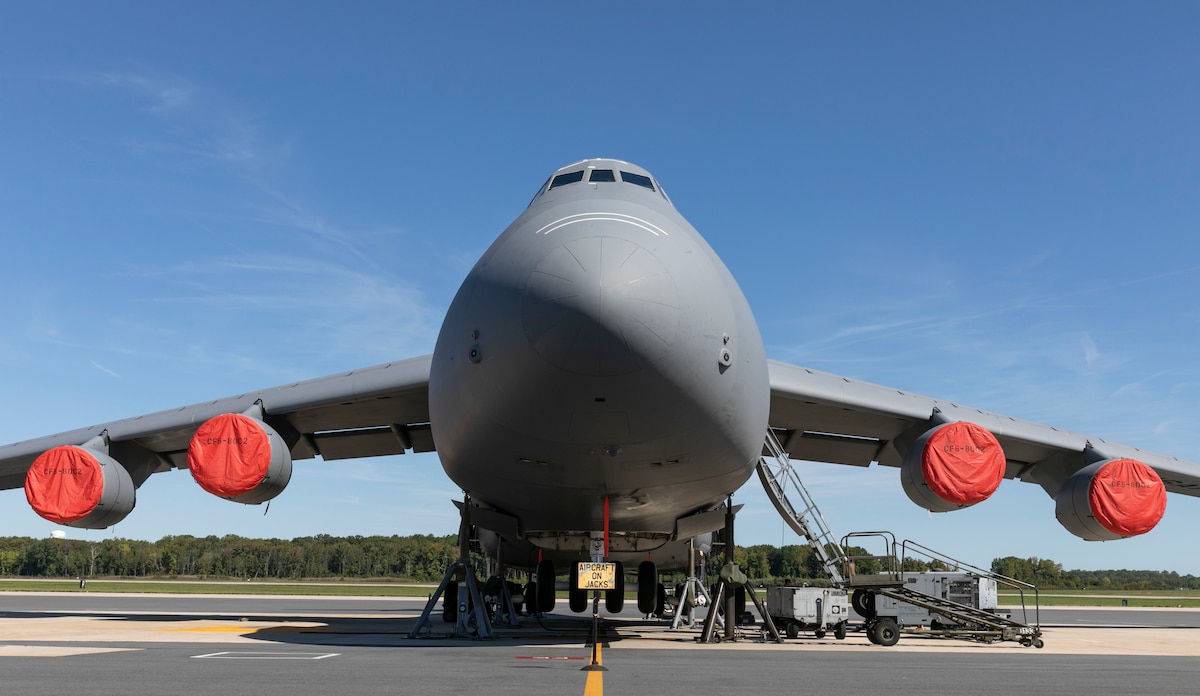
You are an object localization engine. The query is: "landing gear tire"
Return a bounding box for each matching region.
[637,561,657,615]
[568,564,587,613]
[605,561,625,613]
[873,618,900,647]
[852,590,876,620]
[535,559,556,613]
[654,582,667,617]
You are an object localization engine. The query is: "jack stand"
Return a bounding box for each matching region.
[671,538,715,630]
[409,497,495,639]
[697,497,783,644]
[699,569,782,644]
[488,538,521,627]
[671,576,716,630]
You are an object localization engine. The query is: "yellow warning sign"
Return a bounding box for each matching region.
[576,562,617,590]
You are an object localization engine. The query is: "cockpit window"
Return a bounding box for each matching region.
[550,170,585,189]
[620,171,655,191]
[588,169,616,182]
[529,176,551,205]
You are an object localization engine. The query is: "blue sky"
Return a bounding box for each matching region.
[2,2,1199,574]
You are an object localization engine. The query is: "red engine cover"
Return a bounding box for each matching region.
[1056,458,1166,540]
[901,421,1006,512]
[24,445,136,528]
[187,413,292,504]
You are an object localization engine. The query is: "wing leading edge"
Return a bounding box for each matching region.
[767,359,1200,502]
[0,355,435,491]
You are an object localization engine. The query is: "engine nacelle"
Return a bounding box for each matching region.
[187,413,292,504]
[1055,458,1166,541]
[24,445,136,529]
[901,421,1006,512]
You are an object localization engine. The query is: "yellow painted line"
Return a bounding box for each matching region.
[584,670,603,696]
[583,643,603,696]
[165,626,256,633]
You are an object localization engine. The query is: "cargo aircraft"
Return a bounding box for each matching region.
[2,159,1197,617]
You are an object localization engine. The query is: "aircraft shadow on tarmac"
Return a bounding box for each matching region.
[0,608,642,649]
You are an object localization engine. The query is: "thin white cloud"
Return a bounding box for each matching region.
[1081,334,1100,369]
[30,69,446,377]
[89,360,122,378]
[92,72,194,113]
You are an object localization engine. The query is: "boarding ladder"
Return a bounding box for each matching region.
[756,429,849,586]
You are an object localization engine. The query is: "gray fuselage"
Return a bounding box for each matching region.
[429,159,769,557]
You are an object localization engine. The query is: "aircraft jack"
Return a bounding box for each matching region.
[697,497,783,644]
[409,496,495,639]
[670,538,714,630]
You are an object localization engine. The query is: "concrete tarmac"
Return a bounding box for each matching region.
[1,592,1198,695]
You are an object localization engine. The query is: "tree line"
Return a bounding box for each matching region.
[0,534,464,582]
[0,535,1193,590]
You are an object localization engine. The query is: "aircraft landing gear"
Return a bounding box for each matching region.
[605,561,625,613]
[569,563,588,613]
[637,560,658,615]
[534,559,556,613]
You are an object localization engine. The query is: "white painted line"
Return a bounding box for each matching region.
[535,213,669,237]
[191,651,339,660]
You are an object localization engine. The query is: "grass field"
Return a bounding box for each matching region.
[0,578,438,597]
[998,590,1200,608]
[3,578,1200,608]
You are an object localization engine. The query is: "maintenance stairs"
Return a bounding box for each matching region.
[757,429,1043,647]
[874,583,1040,644]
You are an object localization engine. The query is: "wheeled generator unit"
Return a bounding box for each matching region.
[765,586,849,639]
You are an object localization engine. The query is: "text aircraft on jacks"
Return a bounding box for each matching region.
[2,159,1198,616]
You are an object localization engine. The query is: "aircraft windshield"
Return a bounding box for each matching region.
[620,171,655,191]
[529,164,663,205]
[550,170,585,189]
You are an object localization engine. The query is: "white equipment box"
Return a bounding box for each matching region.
[765,586,849,639]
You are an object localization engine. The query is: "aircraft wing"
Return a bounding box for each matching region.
[766,359,1200,500]
[0,355,434,491]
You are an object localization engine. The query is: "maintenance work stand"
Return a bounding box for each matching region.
[756,429,1044,648]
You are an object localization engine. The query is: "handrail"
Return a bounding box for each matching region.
[898,539,1039,628]
[839,531,901,582]
[758,430,848,586]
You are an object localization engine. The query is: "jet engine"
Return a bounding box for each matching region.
[901,421,1006,512]
[187,411,292,504]
[24,443,136,528]
[1055,458,1166,541]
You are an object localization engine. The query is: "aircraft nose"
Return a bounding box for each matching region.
[521,236,679,376]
